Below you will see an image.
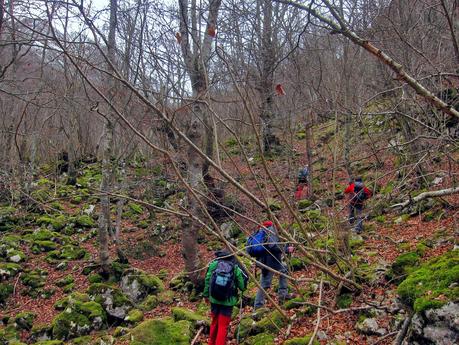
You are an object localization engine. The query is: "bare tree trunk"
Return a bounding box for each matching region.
[178,0,222,286]
[97,0,118,272]
[98,120,113,272]
[305,113,314,198]
[258,0,278,153]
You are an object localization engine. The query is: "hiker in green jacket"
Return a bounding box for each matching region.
[203,249,248,345]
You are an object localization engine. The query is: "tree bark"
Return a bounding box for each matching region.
[97,0,118,272]
[178,0,222,286]
[258,0,278,153]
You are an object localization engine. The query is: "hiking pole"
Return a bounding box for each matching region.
[236,296,244,344]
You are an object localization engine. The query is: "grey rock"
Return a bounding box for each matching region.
[408,302,459,345]
[356,318,385,335]
[99,289,132,320]
[120,274,142,302]
[316,330,327,340]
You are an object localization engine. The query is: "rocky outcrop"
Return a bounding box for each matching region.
[407,302,459,345]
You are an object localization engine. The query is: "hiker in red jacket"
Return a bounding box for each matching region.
[344,177,372,233]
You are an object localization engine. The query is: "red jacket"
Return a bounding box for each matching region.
[344,183,372,205]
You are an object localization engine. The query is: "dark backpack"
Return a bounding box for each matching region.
[298,167,309,183]
[246,226,281,257]
[209,260,235,301]
[353,181,367,203]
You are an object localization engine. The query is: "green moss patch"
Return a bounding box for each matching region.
[0,262,22,278]
[14,311,36,330]
[386,251,421,283]
[46,245,87,263]
[36,215,67,231]
[0,283,13,304]
[51,298,106,340]
[73,215,95,228]
[125,309,144,324]
[254,310,287,334]
[172,307,209,328]
[284,335,320,345]
[336,293,353,309]
[397,249,459,313]
[128,318,191,345]
[242,333,275,345]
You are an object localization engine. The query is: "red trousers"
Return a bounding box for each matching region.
[295,184,308,200]
[208,310,232,345]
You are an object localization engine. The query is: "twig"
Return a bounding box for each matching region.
[308,278,323,345]
[393,314,412,345]
[13,272,22,295]
[371,331,398,345]
[191,326,204,345]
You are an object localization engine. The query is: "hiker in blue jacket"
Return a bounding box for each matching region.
[253,221,294,309]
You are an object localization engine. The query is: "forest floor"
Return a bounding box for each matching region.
[1,122,458,345]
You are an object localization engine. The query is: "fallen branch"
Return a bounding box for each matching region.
[308,278,323,345]
[371,331,398,345]
[191,326,204,345]
[391,186,459,208]
[13,272,22,295]
[394,314,412,345]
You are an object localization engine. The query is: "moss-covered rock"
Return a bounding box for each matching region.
[125,309,144,324]
[7,249,26,263]
[386,251,420,283]
[37,215,67,231]
[0,282,13,304]
[73,215,95,228]
[0,323,19,343]
[30,229,59,242]
[66,335,92,344]
[56,275,74,287]
[128,318,191,345]
[283,297,304,310]
[138,295,159,311]
[21,269,47,295]
[14,311,36,330]
[156,290,174,305]
[120,269,164,303]
[52,310,91,340]
[242,333,275,345]
[46,245,87,263]
[397,249,459,313]
[54,292,90,310]
[32,240,58,253]
[171,307,209,328]
[253,310,287,334]
[297,199,313,210]
[51,299,106,340]
[88,273,103,284]
[236,317,256,340]
[284,335,320,345]
[30,323,53,343]
[33,341,64,345]
[0,262,22,278]
[88,283,133,320]
[169,275,186,291]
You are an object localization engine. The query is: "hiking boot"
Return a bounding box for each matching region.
[279,293,295,303]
